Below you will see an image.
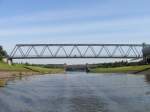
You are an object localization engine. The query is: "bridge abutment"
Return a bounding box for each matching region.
[3,58,13,65]
[8,58,13,65]
[142,56,150,64]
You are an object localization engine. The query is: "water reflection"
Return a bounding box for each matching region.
[144,74,150,83]
[0,74,28,87]
[0,73,150,112]
[0,79,7,87]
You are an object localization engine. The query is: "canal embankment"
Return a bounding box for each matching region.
[0,61,64,79]
[90,65,150,75]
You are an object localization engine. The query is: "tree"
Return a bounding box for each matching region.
[0,46,7,60]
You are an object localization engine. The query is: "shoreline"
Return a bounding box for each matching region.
[0,71,43,79]
[0,62,64,80]
[0,71,38,87]
[0,68,65,79]
[89,65,150,75]
[0,70,64,87]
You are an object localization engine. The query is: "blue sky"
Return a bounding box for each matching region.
[0,0,150,64]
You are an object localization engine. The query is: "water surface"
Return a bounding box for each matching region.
[0,72,150,112]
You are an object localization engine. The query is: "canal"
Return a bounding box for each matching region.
[0,72,150,112]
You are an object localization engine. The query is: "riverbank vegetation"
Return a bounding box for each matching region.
[90,64,150,73]
[89,60,150,73]
[0,61,64,87]
[0,46,7,60]
[0,46,64,84]
[0,61,64,81]
[0,61,64,73]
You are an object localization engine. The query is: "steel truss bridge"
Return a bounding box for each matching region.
[9,44,149,60]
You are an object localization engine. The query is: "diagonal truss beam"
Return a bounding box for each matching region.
[9,44,150,59]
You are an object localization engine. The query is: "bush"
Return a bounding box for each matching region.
[0,46,7,60]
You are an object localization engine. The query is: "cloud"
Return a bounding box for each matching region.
[0,4,149,26]
[0,16,150,37]
[0,8,107,24]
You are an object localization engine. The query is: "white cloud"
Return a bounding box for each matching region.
[0,5,149,25]
[0,16,150,37]
[0,8,109,24]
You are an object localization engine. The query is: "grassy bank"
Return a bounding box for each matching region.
[90,65,150,73]
[0,62,64,87]
[0,61,64,75]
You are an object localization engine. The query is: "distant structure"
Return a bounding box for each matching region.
[143,46,150,63]
[65,64,87,72]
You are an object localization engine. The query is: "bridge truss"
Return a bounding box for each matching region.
[9,44,147,59]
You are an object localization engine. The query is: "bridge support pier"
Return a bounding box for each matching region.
[143,56,150,64]
[143,56,147,64]
[7,58,13,65]
[2,58,13,65]
[145,56,150,64]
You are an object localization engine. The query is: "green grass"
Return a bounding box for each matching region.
[0,62,27,71]
[26,66,64,74]
[0,61,64,73]
[90,65,150,73]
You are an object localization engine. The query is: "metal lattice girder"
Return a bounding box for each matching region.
[9,44,150,59]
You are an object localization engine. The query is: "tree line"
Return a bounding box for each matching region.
[0,46,7,60]
[89,60,146,68]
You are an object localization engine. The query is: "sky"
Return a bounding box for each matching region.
[0,0,150,64]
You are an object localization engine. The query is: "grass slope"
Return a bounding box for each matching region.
[0,61,64,74]
[90,65,150,73]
